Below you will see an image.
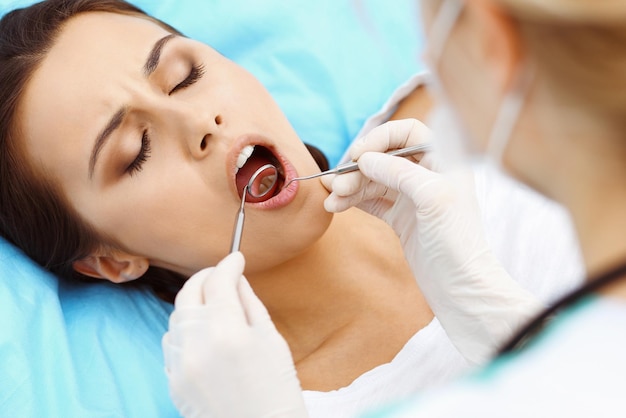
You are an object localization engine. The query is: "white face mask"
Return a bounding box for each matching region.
[423,0,533,171]
[427,100,472,170]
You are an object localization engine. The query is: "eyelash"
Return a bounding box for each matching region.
[126,64,205,176]
[127,130,151,176]
[169,63,206,95]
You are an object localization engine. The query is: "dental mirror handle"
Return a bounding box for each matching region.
[230,186,248,253]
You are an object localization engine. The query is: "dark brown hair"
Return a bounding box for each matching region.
[0,0,331,303]
[0,0,186,301]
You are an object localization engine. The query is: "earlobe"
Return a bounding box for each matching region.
[73,251,150,283]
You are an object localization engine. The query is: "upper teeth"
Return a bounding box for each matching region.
[236,145,255,171]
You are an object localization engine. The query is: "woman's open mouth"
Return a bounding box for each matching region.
[235,145,286,203]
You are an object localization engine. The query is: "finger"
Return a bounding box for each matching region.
[162,332,176,374]
[201,251,246,304]
[357,152,438,200]
[237,277,273,327]
[349,119,431,161]
[166,306,209,350]
[324,181,392,214]
[357,197,395,217]
[330,170,369,197]
[418,150,437,171]
[162,331,185,381]
[168,305,214,328]
[174,267,215,307]
[175,252,248,328]
[319,173,335,192]
[324,193,352,213]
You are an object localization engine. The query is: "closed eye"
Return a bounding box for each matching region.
[169,63,205,95]
[127,130,151,176]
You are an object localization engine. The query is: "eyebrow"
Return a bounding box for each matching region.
[143,33,177,76]
[88,34,177,179]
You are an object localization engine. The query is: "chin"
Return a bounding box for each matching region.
[241,181,333,274]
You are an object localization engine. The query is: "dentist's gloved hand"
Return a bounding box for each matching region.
[323,118,542,365]
[162,252,309,418]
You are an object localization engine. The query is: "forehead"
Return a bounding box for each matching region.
[19,12,171,176]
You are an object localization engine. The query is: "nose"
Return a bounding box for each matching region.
[192,114,223,156]
[146,93,225,159]
[188,113,224,159]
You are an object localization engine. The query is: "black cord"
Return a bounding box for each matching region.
[498,260,626,357]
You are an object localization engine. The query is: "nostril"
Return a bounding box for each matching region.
[214,115,222,125]
[200,134,209,151]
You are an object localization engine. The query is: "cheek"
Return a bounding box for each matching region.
[446,65,501,152]
[77,172,237,270]
[75,165,333,275]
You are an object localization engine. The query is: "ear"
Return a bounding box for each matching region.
[466,0,525,90]
[73,250,150,283]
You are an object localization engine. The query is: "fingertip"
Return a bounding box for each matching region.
[323,195,340,213]
[320,174,335,192]
[216,251,245,276]
[223,251,245,266]
[201,253,245,304]
[174,268,211,307]
[332,171,367,196]
[324,194,349,213]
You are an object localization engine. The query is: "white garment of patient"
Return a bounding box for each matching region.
[301,74,584,418]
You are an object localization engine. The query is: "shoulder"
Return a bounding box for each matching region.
[366,297,626,417]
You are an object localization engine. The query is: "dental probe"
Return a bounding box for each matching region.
[283,142,432,188]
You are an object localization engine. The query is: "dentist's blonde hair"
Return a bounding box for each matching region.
[494,0,626,122]
[497,0,626,22]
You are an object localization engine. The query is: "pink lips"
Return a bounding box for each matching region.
[229,135,299,210]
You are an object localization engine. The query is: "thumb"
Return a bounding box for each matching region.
[202,251,246,304]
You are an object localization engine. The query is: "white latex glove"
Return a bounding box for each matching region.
[323,119,542,364]
[162,252,309,418]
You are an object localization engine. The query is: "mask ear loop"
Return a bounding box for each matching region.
[426,0,465,66]
[485,64,535,167]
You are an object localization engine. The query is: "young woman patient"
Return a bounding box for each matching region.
[0,0,465,415]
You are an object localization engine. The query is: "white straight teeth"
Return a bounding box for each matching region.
[236,145,255,171]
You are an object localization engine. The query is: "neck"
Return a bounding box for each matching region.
[245,207,430,367]
[512,87,626,294]
[540,125,626,292]
[248,209,412,348]
[570,184,626,277]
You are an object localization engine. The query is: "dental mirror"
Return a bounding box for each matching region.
[230,164,279,253]
[245,164,279,199]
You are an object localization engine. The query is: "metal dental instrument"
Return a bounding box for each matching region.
[229,143,431,252]
[283,142,432,189]
[230,164,278,253]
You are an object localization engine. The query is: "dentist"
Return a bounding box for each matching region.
[163,0,626,416]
